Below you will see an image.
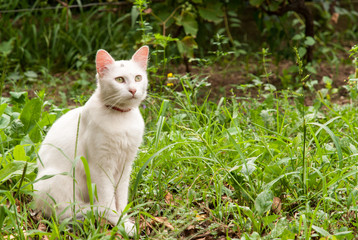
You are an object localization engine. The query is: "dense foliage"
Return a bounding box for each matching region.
[2,0,358,239]
[1,0,357,70]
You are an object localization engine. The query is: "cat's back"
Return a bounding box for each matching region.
[38,107,83,165]
[43,107,83,142]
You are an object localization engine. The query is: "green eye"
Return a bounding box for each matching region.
[115,77,125,83]
[135,75,142,82]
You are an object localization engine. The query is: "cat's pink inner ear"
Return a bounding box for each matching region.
[132,46,149,70]
[96,50,115,76]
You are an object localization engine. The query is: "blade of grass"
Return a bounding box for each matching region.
[132,142,179,199]
[308,122,343,168]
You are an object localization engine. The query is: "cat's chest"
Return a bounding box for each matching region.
[81,109,144,153]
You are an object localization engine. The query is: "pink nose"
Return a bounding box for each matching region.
[129,89,137,96]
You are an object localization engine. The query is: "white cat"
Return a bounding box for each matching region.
[33,46,149,236]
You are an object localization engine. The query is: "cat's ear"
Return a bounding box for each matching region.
[96,49,115,77]
[132,46,149,70]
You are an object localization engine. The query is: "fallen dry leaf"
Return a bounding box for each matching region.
[105,231,124,239]
[164,191,174,205]
[331,12,339,24]
[30,209,42,222]
[41,235,49,240]
[4,230,28,240]
[140,214,154,235]
[195,214,207,221]
[271,196,282,214]
[38,222,47,232]
[15,199,22,213]
[151,217,174,230]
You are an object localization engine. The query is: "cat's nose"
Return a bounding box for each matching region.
[129,89,137,96]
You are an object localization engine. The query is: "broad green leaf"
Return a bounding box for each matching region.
[322,76,332,84]
[181,12,198,37]
[305,65,317,74]
[24,71,38,79]
[334,230,353,236]
[198,2,223,23]
[241,158,256,176]
[249,0,264,7]
[304,36,316,46]
[298,47,307,58]
[7,72,22,81]
[255,190,273,215]
[312,225,330,237]
[280,229,296,239]
[20,98,42,133]
[292,33,304,41]
[13,145,26,161]
[10,91,27,103]
[270,218,290,238]
[262,214,278,229]
[0,114,10,129]
[268,1,282,11]
[38,112,57,127]
[0,103,7,116]
[0,38,14,57]
[29,125,42,143]
[153,33,178,48]
[177,36,198,58]
[131,6,140,27]
[245,232,260,239]
[0,161,36,183]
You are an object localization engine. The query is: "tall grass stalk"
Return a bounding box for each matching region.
[72,114,81,229]
[294,47,310,196]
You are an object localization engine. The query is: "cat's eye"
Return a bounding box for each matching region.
[115,77,125,83]
[135,75,142,82]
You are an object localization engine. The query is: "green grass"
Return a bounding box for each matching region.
[1,70,358,239]
[2,2,358,239]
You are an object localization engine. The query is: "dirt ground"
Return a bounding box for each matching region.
[179,57,355,106]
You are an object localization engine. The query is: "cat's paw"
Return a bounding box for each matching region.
[124,220,136,237]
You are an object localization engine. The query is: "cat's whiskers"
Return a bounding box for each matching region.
[102,93,125,107]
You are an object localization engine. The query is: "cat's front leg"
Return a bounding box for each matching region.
[91,170,120,225]
[114,161,136,235]
[91,165,136,237]
[114,161,132,212]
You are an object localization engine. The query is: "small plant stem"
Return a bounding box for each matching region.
[0,56,7,98]
[15,163,28,199]
[223,6,234,46]
[355,58,358,79]
[302,117,307,195]
[294,46,308,196]
[262,48,270,83]
[14,204,24,240]
[150,6,180,36]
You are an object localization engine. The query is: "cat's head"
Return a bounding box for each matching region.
[95,46,149,110]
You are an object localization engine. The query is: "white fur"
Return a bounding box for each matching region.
[33,47,149,236]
